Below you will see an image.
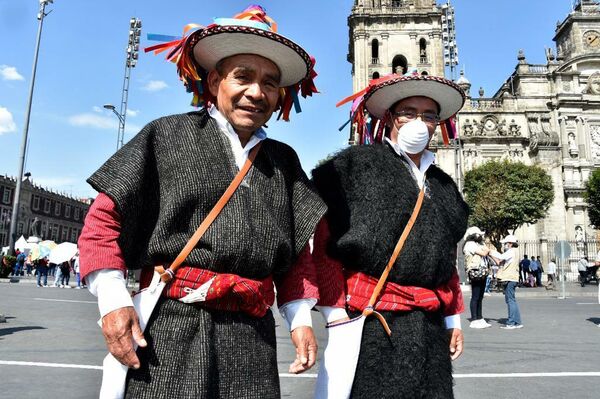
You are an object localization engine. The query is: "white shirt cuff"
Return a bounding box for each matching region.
[278,298,316,331]
[316,305,350,324]
[86,269,133,318]
[444,314,461,330]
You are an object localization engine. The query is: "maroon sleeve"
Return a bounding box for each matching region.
[434,268,465,317]
[275,244,320,306]
[313,218,346,308]
[78,193,127,280]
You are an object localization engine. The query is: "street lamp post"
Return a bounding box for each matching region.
[8,0,54,255]
[107,17,141,151]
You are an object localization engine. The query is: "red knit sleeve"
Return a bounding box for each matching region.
[275,243,320,305]
[435,268,465,317]
[78,193,127,280]
[313,218,346,308]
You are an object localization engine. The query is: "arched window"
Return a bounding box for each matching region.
[372,72,380,80]
[371,39,379,64]
[419,38,427,63]
[421,71,428,76]
[392,55,408,75]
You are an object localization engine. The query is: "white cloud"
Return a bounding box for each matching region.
[127,109,139,117]
[142,80,168,92]
[92,106,103,113]
[68,112,141,135]
[68,113,116,130]
[0,107,17,134]
[0,65,24,81]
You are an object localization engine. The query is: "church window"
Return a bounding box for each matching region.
[372,72,380,79]
[421,71,429,76]
[419,38,428,63]
[392,55,408,75]
[371,39,379,64]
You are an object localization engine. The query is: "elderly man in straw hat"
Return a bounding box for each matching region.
[311,73,468,398]
[78,6,325,398]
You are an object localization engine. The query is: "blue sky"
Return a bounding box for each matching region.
[0,0,573,199]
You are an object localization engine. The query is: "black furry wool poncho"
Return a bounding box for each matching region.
[312,142,469,399]
[312,142,469,288]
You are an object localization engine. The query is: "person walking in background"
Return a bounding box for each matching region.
[36,257,49,287]
[59,261,71,288]
[546,258,556,290]
[578,256,589,287]
[25,254,33,276]
[519,254,530,286]
[491,235,523,329]
[13,250,25,277]
[528,256,539,287]
[73,253,82,289]
[463,227,492,329]
[535,255,544,287]
[52,261,63,287]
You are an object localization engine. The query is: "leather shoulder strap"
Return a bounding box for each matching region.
[362,187,425,334]
[157,142,262,283]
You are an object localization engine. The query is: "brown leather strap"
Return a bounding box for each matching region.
[155,142,263,283]
[362,187,426,335]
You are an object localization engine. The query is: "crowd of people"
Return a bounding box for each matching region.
[7,250,83,289]
[463,227,600,331]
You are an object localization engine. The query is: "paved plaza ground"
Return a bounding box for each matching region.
[1,279,600,398]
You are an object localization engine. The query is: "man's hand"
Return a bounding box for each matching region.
[101,306,147,369]
[448,328,464,361]
[289,326,318,374]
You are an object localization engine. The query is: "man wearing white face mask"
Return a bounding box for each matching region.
[311,74,469,398]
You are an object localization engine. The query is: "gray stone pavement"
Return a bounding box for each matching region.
[1,280,600,398]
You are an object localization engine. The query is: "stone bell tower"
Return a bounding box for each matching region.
[347,0,445,92]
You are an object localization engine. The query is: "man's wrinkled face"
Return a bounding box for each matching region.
[208,54,281,137]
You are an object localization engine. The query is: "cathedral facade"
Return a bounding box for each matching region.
[347,0,600,243]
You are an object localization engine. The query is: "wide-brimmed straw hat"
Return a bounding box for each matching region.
[145,5,318,121]
[363,74,465,121]
[190,19,311,87]
[336,72,465,145]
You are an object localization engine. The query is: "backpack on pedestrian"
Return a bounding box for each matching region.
[465,253,490,281]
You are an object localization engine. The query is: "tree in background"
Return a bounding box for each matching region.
[584,168,600,230]
[463,160,554,246]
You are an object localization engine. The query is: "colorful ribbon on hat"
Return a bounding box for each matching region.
[337,72,455,146]
[143,5,317,120]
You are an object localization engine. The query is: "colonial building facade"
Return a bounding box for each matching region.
[347,0,600,243]
[0,175,90,247]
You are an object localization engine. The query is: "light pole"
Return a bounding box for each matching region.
[107,17,141,151]
[8,0,54,255]
[103,103,124,149]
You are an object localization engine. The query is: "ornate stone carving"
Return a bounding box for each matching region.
[462,119,474,136]
[462,148,479,171]
[567,132,579,159]
[586,72,600,94]
[590,125,600,160]
[509,119,521,136]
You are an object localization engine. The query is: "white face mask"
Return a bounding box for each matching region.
[396,119,431,155]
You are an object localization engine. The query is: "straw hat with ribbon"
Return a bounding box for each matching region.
[337,71,466,146]
[144,5,318,121]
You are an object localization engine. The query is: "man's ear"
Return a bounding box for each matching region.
[383,110,393,128]
[207,69,221,98]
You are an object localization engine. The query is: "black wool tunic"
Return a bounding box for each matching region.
[312,142,469,399]
[88,109,326,280]
[89,109,326,398]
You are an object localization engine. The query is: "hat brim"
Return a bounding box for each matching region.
[191,25,311,87]
[364,76,465,121]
